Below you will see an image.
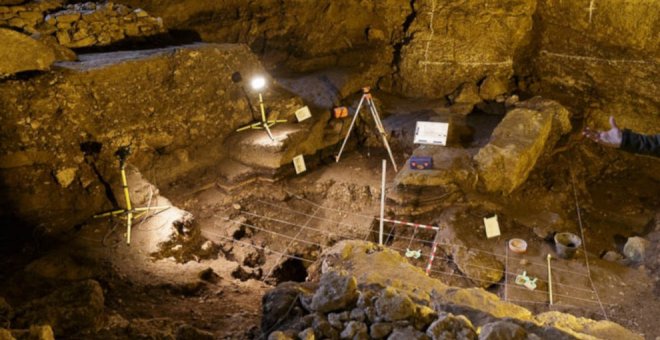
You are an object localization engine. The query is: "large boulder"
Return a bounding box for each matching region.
[374,287,416,322]
[474,97,571,193]
[452,248,504,289]
[13,280,105,336]
[426,312,477,340]
[309,272,358,313]
[0,28,55,77]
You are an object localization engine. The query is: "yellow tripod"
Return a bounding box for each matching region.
[93,146,170,245]
[236,92,286,141]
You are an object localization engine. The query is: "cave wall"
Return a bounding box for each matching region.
[0,43,296,232]
[521,0,659,132]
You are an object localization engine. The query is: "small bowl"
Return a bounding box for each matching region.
[509,238,528,254]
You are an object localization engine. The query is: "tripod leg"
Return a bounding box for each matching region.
[368,98,398,172]
[263,122,275,141]
[336,95,366,163]
[126,210,133,245]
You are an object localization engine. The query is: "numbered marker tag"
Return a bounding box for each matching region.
[293,154,306,174]
[295,106,312,122]
[484,215,501,238]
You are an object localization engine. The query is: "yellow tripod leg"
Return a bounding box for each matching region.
[121,165,134,245]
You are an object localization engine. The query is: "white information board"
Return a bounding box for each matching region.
[294,106,312,122]
[293,154,306,174]
[414,121,448,145]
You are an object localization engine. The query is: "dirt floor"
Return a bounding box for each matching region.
[1,95,658,339]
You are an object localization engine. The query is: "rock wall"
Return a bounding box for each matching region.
[0,43,296,233]
[0,1,164,49]
[389,0,537,98]
[522,0,659,132]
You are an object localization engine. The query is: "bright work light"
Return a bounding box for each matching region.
[250,76,266,91]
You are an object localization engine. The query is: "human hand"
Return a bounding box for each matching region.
[583,116,622,148]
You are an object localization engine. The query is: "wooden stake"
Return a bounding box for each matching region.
[379,160,386,245]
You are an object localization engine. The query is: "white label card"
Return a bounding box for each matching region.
[414,121,449,145]
[295,106,312,122]
[293,154,306,174]
[484,215,501,239]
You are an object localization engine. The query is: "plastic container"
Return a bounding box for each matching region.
[508,238,528,254]
[554,232,582,259]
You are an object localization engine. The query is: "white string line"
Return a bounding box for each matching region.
[255,200,592,278]
[263,207,320,282]
[203,226,314,264]
[240,206,598,296]
[255,200,371,232]
[570,169,609,320]
[539,50,650,65]
[213,215,322,248]
[503,298,609,318]
[431,259,611,305]
[423,0,437,73]
[283,193,377,219]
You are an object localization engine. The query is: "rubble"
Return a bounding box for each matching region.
[260,241,641,339]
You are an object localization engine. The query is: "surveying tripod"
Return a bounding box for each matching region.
[93,146,170,245]
[335,87,398,171]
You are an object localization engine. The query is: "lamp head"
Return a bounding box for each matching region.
[250,76,266,91]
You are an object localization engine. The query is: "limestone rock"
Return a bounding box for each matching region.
[268,331,294,340]
[478,321,527,340]
[370,322,393,339]
[0,328,14,340]
[602,251,624,262]
[28,325,55,340]
[474,97,572,193]
[312,314,337,339]
[623,236,650,262]
[479,76,509,101]
[261,282,316,333]
[413,305,437,331]
[453,248,504,288]
[426,313,476,340]
[310,272,358,313]
[14,280,105,335]
[375,287,416,322]
[297,327,315,340]
[450,82,482,114]
[340,320,368,339]
[0,28,55,77]
[388,326,429,340]
[535,311,642,340]
[54,167,77,188]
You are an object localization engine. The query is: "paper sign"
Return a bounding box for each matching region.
[484,215,501,239]
[414,121,449,145]
[295,106,312,122]
[293,154,306,174]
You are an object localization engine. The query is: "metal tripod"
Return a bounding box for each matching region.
[93,146,170,245]
[335,87,398,172]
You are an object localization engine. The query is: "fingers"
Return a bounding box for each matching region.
[582,127,601,142]
[609,116,619,130]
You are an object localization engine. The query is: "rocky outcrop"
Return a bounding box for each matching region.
[474,97,571,193]
[0,28,55,77]
[0,43,310,234]
[523,0,659,132]
[0,0,62,34]
[260,240,641,339]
